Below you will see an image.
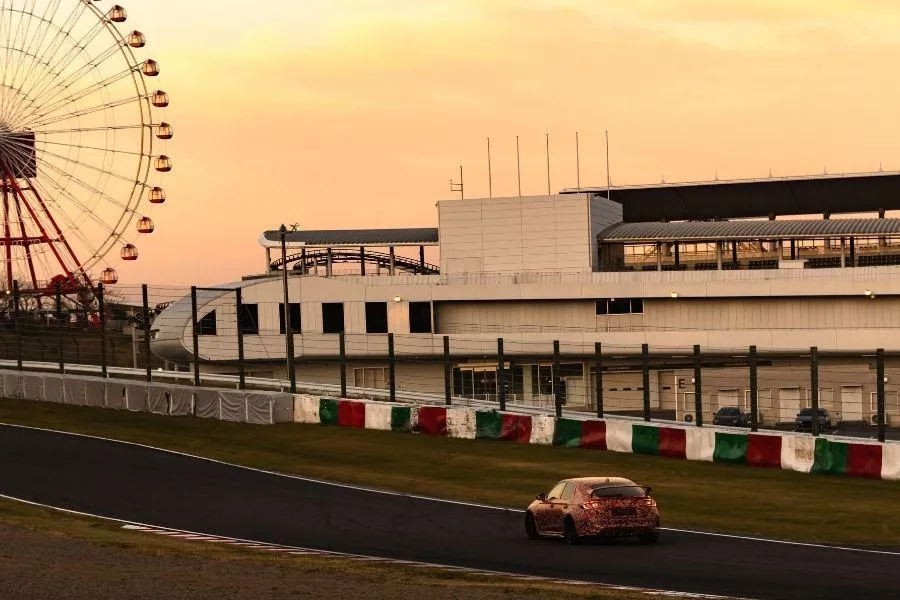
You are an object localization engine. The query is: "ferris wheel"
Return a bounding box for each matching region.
[0,0,171,294]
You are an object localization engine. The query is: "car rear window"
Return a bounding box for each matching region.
[591,485,647,498]
[798,409,812,416]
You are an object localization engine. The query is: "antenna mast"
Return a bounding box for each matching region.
[450,165,464,200]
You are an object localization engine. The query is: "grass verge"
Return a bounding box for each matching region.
[0,496,655,600]
[1,397,898,546]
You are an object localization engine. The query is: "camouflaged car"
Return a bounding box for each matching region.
[525,477,660,545]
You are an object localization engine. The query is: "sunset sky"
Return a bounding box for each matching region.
[123,0,900,286]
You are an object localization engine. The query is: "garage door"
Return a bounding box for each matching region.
[840,386,863,422]
[779,388,801,423]
[717,389,739,411]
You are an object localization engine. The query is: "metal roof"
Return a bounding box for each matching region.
[598,218,900,243]
[261,227,439,247]
[563,172,900,222]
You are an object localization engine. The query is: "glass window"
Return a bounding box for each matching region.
[322,303,345,334]
[591,485,647,498]
[238,303,258,335]
[596,300,608,315]
[409,301,432,333]
[198,310,216,336]
[278,303,301,334]
[547,482,566,500]
[560,483,576,502]
[608,298,631,314]
[630,299,644,313]
[365,302,388,334]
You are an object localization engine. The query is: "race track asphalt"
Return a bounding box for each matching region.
[0,424,896,600]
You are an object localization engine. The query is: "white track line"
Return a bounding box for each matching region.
[2,421,898,559]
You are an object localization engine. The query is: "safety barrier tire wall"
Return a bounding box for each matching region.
[289,393,900,482]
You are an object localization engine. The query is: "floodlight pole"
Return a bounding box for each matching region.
[280,225,296,394]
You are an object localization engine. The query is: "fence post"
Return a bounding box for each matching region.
[877,348,886,443]
[13,280,21,371]
[98,283,107,378]
[810,347,819,437]
[693,344,703,427]
[553,340,561,418]
[388,333,396,403]
[235,288,245,390]
[595,342,603,419]
[56,284,64,374]
[642,343,651,422]
[497,337,506,411]
[190,286,200,386]
[443,335,452,406]
[749,345,758,432]
[339,332,347,398]
[142,284,152,383]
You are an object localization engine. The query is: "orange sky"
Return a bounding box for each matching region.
[121,0,900,286]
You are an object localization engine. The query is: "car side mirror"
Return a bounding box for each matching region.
[643,486,653,495]
[536,492,547,502]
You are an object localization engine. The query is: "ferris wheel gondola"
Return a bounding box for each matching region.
[0,0,171,293]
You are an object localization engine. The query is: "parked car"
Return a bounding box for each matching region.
[794,408,833,431]
[525,477,660,545]
[713,406,751,427]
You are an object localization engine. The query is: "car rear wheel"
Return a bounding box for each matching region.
[525,512,540,540]
[563,518,580,545]
[639,532,660,545]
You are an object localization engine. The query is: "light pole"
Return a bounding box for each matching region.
[280,224,296,393]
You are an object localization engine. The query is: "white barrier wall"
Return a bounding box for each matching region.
[446,408,476,439]
[529,415,556,445]
[781,435,816,473]
[293,395,320,424]
[0,370,296,427]
[43,375,64,404]
[605,419,634,453]
[686,427,716,462]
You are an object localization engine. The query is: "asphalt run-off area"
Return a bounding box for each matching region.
[0,424,896,600]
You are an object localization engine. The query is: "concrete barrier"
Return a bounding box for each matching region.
[42,374,64,404]
[105,379,129,410]
[63,377,85,405]
[446,407,476,439]
[84,379,106,408]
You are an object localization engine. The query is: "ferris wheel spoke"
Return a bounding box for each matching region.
[33,152,138,211]
[36,184,123,247]
[25,93,145,129]
[30,63,139,123]
[26,46,126,117]
[11,7,103,122]
[0,2,92,125]
[2,139,136,216]
[29,174,122,261]
[5,1,59,97]
[37,137,150,158]
[37,147,149,192]
[34,123,149,135]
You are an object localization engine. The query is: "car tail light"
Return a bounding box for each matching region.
[644,498,657,507]
[581,500,605,510]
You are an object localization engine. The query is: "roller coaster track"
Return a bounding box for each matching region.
[269,249,439,275]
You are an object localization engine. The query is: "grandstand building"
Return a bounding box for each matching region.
[152,172,900,426]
